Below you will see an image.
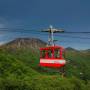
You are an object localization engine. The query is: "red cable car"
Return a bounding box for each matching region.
[39,25,66,68]
[40,45,66,68]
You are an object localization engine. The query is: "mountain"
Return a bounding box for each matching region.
[1,38,89,52]
[65,47,79,52]
[81,49,90,53]
[1,38,46,50]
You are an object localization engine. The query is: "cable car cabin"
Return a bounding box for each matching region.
[40,46,66,68]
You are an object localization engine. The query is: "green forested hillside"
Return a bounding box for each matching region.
[0,38,90,90]
[65,50,90,81]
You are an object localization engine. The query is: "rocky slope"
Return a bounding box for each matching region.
[0,38,46,50]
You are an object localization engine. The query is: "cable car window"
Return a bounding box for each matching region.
[48,50,53,58]
[41,50,46,58]
[54,49,60,58]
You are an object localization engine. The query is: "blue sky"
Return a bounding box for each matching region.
[0,0,90,50]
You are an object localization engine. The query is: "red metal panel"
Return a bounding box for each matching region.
[39,63,65,68]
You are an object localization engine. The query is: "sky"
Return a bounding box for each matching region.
[0,0,90,50]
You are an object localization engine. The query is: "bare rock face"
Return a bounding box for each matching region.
[0,38,47,50]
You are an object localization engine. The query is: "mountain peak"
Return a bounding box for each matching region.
[1,38,47,49]
[65,47,79,52]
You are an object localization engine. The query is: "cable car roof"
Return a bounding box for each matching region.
[40,45,64,50]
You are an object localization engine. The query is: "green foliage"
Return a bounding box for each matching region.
[65,51,90,80]
[0,48,90,90]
